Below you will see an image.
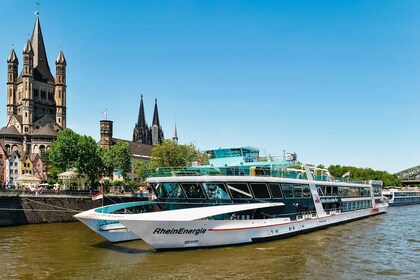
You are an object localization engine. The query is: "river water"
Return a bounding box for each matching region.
[0,206,418,280]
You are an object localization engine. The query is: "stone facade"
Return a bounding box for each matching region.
[0,15,66,158]
[0,15,65,184]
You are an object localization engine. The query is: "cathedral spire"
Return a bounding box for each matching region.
[152,98,160,127]
[172,122,178,144]
[31,15,54,81]
[137,94,147,128]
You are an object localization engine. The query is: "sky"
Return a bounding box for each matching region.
[0,0,419,173]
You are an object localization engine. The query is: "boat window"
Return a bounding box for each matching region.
[154,183,169,198]
[227,183,253,199]
[281,184,294,198]
[338,187,350,196]
[349,187,360,196]
[181,183,206,199]
[163,183,185,199]
[361,188,371,197]
[302,185,311,197]
[293,185,303,198]
[268,183,283,198]
[202,183,230,200]
[250,183,270,199]
[316,185,325,196]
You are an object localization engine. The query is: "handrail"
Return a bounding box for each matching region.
[145,167,369,185]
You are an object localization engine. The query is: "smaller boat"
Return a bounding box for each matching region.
[381,188,420,206]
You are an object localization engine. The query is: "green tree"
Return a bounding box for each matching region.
[149,139,208,168]
[48,128,80,172]
[133,160,149,183]
[75,135,105,187]
[327,164,401,187]
[103,140,131,181]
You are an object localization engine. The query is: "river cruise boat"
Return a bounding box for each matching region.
[75,147,299,243]
[381,188,420,206]
[75,147,387,249]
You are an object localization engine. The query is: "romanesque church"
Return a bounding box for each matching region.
[0,15,66,157]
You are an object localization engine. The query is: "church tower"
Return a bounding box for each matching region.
[133,95,150,144]
[21,39,34,134]
[151,98,164,145]
[100,120,113,149]
[6,49,18,123]
[0,13,67,159]
[55,50,67,128]
[132,96,165,145]
[172,122,178,144]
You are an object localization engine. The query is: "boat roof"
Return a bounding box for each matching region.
[203,146,260,153]
[120,202,284,221]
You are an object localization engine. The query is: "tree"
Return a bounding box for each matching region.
[149,139,208,168]
[75,135,105,187]
[327,164,401,187]
[103,140,131,181]
[133,160,149,183]
[48,128,80,172]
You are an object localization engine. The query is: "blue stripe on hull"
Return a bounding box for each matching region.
[389,201,420,206]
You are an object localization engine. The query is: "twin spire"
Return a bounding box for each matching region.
[133,95,164,145]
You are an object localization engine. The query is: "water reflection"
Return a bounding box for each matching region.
[0,206,418,279]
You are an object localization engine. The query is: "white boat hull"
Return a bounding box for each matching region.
[77,215,140,243]
[120,205,387,250]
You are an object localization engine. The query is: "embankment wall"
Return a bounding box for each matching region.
[0,196,143,226]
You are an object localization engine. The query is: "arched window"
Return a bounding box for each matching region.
[40,145,46,157]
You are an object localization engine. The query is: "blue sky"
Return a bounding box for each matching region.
[0,0,419,173]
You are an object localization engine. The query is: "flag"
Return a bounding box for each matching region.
[92,191,103,201]
[342,171,350,178]
[101,110,107,116]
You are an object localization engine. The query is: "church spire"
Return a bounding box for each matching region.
[137,94,147,128]
[31,15,54,81]
[172,122,178,144]
[152,98,160,127]
[7,49,18,63]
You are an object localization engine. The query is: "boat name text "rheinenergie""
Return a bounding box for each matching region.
[153,228,207,235]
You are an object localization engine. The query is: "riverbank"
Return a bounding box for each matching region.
[0,192,147,227]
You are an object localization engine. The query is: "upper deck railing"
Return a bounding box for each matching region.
[145,166,369,185]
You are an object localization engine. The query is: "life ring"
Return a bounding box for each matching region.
[315,198,320,203]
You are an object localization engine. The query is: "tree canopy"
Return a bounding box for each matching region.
[327,165,401,186]
[48,128,80,172]
[149,139,208,168]
[103,140,131,180]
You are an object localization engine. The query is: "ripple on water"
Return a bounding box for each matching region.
[0,206,419,279]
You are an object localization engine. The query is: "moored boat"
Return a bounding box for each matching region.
[381,188,420,206]
[76,169,387,249]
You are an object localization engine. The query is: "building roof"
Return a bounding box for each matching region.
[32,125,58,137]
[113,138,153,160]
[23,39,34,54]
[7,49,18,63]
[31,16,54,83]
[56,50,66,65]
[0,125,22,136]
